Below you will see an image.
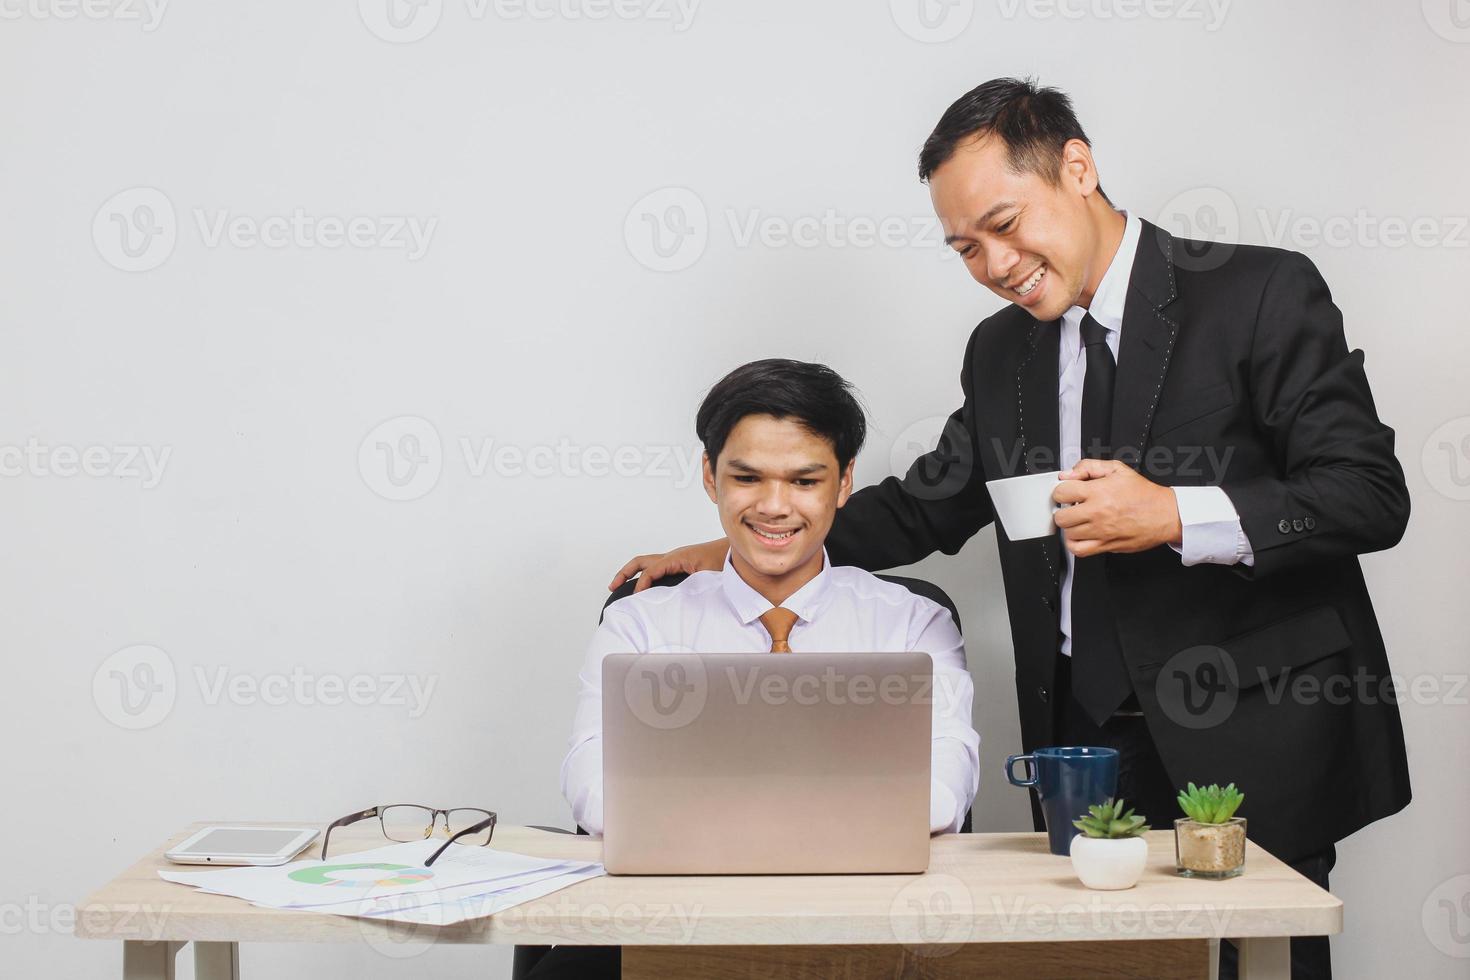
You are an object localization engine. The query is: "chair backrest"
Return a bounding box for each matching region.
[598,568,971,834]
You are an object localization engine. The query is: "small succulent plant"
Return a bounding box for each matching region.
[1176,782,1245,824]
[1073,798,1150,839]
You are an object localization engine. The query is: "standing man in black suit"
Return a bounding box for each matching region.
[612,77,1411,978]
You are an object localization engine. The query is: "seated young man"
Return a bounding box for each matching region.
[560,357,980,837]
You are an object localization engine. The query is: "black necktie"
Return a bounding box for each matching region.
[1071,313,1133,725]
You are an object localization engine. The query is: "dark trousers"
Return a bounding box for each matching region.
[519,944,620,979]
[1052,653,1335,980]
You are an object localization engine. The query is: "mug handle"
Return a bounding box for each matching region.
[1005,754,1038,787]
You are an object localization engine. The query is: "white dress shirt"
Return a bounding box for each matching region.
[1057,210,1254,657]
[560,550,981,835]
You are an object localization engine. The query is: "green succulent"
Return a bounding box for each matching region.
[1176,782,1245,824]
[1072,798,1150,839]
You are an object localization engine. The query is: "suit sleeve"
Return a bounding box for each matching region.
[826,326,994,571]
[1220,251,1410,577]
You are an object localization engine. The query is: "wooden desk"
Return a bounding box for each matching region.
[76,822,1340,979]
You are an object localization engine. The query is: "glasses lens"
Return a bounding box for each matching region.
[444,809,495,846]
[380,805,437,842]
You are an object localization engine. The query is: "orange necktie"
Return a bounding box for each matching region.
[759,607,799,653]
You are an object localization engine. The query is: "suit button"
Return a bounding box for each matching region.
[1304,516,1317,530]
[1040,594,1055,611]
[1277,519,1291,534]
[1292,519,1305,532]
[1037,686,1050,703]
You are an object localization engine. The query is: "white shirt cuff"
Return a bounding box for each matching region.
[930,778,962,835]
[1170,485,1255,567]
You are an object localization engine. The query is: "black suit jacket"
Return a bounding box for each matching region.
[825,218,1412,861]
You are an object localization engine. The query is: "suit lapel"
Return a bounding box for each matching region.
[1110,218,1181,468]
[1015,317,1062,587]
[1017,317,1060,475]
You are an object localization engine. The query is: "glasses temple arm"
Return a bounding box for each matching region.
[425,814,497,867]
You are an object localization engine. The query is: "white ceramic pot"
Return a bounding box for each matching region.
[1069,835,1149,890]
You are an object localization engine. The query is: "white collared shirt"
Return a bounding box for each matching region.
[560,551,981,835]
[1056,209,1254,656]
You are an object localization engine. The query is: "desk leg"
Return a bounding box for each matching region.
[195,942,241,980]
[1236,937,1290,980]
[122,940,183,980]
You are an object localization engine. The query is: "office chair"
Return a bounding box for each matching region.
[512,570,971,979]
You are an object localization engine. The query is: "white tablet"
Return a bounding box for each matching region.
[164,826,320,866]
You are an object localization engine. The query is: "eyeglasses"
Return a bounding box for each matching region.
[321,805,498,867]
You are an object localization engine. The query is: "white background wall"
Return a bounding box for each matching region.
[3,1,1467,976]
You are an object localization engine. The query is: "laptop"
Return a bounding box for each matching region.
[601,651,932,875]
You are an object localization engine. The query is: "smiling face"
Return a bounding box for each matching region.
[703,413,854,605]
[932,133,1119,321]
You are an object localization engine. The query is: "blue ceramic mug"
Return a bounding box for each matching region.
[1005,746,1120,856]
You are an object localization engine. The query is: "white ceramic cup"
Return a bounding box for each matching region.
[985,471,1063,540]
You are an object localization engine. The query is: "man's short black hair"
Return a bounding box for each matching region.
[696,359,867,473]
[918,76,1109,203]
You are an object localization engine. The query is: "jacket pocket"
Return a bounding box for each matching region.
[1150,381,1235,438]
[1221,605,1351,690]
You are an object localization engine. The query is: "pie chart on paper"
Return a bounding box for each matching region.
[287,863,434,888]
